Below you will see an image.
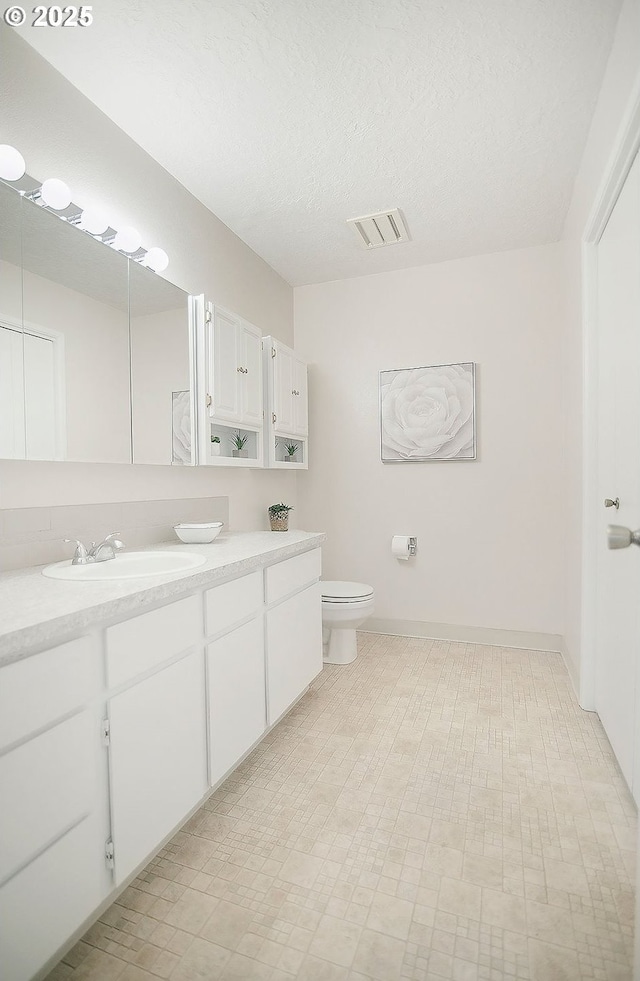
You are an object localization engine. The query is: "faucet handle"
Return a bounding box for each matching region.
[103,532,125,550]
[64,538,90,565]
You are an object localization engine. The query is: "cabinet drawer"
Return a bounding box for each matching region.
[106,594,200,688]
[0,711,96,884]
[205,571,262,637]
[266,548,321,605]
[0,637,97,751]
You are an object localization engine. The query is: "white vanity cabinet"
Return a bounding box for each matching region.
[106,597,207,884]
[205,571,266,786]
[0,637,110,981]
[0,537,323,981]
[265,549,323,723]
[262,336,309,468]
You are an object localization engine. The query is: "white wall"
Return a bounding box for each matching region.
[560,0,640,694]
[0,24,296,529]
[295,244,566,640]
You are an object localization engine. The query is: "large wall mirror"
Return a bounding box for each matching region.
[0,178,194,466]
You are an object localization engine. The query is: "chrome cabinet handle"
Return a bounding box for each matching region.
[607,524,640,549]
[605,498,620,509]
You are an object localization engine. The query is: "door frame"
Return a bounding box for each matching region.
[580,79,640,712]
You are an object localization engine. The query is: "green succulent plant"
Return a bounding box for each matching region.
[285,441,298,457]
[268,502,294,517]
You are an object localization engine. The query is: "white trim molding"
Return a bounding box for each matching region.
[362,618,562,653]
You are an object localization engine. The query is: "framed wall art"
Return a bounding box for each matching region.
[380,362,476,462]
[171,390,192,464]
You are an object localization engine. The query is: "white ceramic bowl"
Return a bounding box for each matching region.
[174,522,223,544]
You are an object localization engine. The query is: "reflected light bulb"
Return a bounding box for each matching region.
[40,178,72,210]
[144,247,169,272]
[114,226,142,253]
[0,144,26,182]
[80,206,109,235]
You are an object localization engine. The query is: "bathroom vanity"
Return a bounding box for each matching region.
[0,532,323,981]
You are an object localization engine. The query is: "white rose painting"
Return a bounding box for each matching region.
[380,362,476,462]
[171,390,192,464]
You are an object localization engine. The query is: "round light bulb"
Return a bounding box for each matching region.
[114,226,142,253]
[80,206,109,235]
[0,144,26,182]
[40,178,72,210]
[144,247,169,272]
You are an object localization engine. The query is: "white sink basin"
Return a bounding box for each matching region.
[42,550,207,581]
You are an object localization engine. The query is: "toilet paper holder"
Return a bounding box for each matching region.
[392,535,418,558]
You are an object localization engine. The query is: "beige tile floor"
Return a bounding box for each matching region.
[47,634,636,981]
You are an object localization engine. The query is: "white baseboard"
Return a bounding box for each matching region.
[362,618,563,653]
[558,637,582,703]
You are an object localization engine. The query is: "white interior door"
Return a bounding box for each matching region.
[23,331,58,460]
[0,324,26,458]
[595,150,640,799]
[0,321,64,460]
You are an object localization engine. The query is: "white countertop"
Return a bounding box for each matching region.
[0,531,325,666]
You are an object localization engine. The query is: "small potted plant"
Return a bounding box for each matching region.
[268,502,293,532]
[210,434,221,456]
[284,441,299,463]
[230,432,248,458]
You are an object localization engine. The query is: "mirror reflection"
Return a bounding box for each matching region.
[0,182,25,459]
[21,192,131,463]
[0,177,194,466]
[129,263,192,466]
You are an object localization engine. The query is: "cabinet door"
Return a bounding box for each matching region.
[240,324,263,427]
[108,651,207,884]
[207,617,265,786]
[273,342,294,434]
[211,307,241,421]
[266,583,322,724]
[293,358,308,436]
[0,817,109,981]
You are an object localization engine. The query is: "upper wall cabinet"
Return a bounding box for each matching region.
[194,300,264,466]
[263,336,309,469]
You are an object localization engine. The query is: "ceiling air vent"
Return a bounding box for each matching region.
[347,209,410,249]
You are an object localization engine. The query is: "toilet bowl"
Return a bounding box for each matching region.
[321,581,375,665]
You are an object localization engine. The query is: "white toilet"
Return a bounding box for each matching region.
[321,581,375,665]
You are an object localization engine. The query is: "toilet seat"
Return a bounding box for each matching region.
[321,580,374,603]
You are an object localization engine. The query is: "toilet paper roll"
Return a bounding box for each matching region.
[392,535,411,560]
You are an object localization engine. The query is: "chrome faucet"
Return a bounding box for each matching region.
[65,532,126,565]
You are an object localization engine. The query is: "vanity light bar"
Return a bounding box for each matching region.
[1,144,169,272]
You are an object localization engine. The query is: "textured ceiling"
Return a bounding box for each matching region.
[19,0,621,286]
